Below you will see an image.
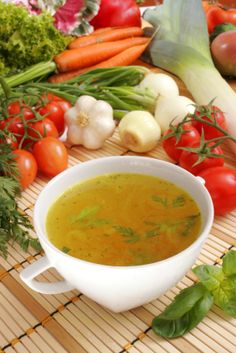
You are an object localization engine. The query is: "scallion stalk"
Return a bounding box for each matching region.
[2,62,56,92]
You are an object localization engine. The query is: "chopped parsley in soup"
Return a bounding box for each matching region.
[46,173,202,266]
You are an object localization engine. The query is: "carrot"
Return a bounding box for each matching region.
[49,40,150,84]
[84,42,151,70]
[54,37,149,73]
[69,26,144,49]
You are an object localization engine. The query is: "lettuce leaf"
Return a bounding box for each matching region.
[0,1,69,75]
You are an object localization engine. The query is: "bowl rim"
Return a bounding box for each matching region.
[34,156,214,270]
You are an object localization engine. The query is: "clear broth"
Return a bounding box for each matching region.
[46,173,202,266]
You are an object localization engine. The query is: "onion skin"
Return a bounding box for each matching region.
[211,30,236,76]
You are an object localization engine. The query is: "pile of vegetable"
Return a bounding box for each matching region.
[50,26,150,83]
[143,0,236,157]
[1,0,236,339]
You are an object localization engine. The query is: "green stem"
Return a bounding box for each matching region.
[0,76,12,98]
[2,61,56,93]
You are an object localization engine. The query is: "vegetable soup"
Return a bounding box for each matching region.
[46,173,202,266]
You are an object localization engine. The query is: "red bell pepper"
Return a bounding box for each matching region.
[206,5,236,33]
[90,0,142,29]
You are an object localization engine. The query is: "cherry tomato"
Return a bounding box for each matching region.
[40,93,62,102]
[56,99,72,113]
[13,149,38,189]
[38,102,65,136]
[179,142,224,175]
[198,166,236,215]
[7,101,34,120]
[192,105,227,140]
[40,93,71,113]
[28,118,59,140]
[33,137,68,177]
[162,123,201,162]
[0,101,34,141]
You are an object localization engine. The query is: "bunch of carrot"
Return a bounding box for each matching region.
[49,26,150,83]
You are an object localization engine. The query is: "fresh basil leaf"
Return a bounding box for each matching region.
[158,283,206,320]
[193,265,224,291]
[152,285,213,338]
[218,295,236,317]
[222,250,236,276]
[212,275,236,317]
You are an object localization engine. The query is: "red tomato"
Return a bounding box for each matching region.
[7,101,34,120]
[162,123,201,162]
[33,137,68,177]
[192,105,227,140]
[28,118,59,140]
[0,101,34,141]
[179,142,224,175]
[38,102,65,136]
[40,93,71,113]
[211,30,236,76]
[198,166,236,215]
[13,149,38,189]
[56,99,72,113]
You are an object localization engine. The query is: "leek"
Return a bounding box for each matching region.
[143,0,236,156]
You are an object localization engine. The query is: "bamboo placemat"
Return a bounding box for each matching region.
[1,71,236,353]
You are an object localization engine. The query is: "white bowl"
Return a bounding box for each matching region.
[20,156,214,312]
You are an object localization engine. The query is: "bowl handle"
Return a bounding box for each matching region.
[20,256,74,294]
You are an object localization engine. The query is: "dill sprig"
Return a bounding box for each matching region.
[0,132,41,258]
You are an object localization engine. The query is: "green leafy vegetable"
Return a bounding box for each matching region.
[152,283,213,338]
[152,250,236,338]
[222,250,236,276]
[0,133,41,258]
[0,1,69,75]
[143,0,236,157]
[194,251,236,316]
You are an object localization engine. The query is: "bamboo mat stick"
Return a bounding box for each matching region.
[0,266,88,353]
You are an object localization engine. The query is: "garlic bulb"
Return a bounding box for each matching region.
[64,95,115,149]
[118,111,161,153]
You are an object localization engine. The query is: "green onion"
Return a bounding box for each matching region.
[2,61,56,92]
[10,66,156,114]
[143,0,236,156]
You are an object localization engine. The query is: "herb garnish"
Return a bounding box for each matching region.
[113,226,140,243]
[0,134,41,258]
[152,250,236,338]
[152,194,186,208]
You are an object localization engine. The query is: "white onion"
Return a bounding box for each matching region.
[154,95,195,133]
